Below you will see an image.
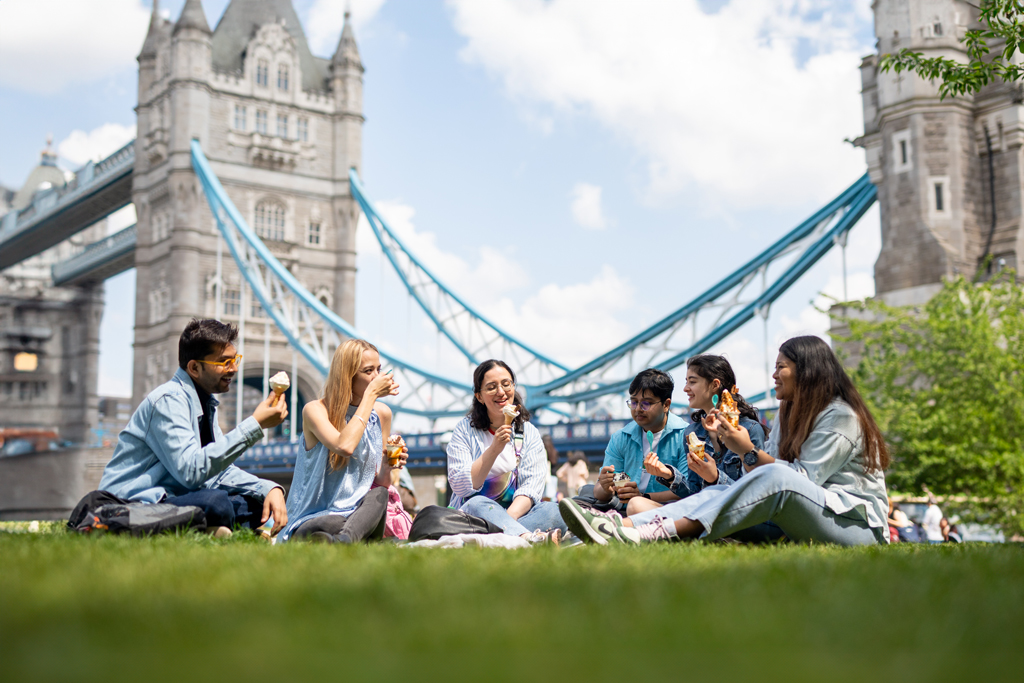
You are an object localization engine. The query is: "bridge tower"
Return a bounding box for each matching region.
[857,0,1024,306]
[132,0,363,428]
[0,144,106,444]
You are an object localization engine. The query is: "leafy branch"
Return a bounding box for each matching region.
[878,0,1024,99]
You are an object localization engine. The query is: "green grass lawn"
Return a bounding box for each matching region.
[1,526,1021,683]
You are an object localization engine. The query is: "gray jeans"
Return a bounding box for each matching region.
[629,463,883,546]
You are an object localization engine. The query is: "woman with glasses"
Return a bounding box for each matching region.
[561,336,890,546]
[277,338,407,544]
[447,359,567,544]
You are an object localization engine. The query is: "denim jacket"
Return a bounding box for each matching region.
[98,368,276,503]
[656,414,766,497]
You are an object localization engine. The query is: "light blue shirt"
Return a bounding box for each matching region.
[602,412,689,494]
[278,405,383,542]
[99,368,275,503]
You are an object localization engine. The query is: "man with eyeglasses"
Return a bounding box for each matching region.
[573,368,688,513]
[92,319,289,535]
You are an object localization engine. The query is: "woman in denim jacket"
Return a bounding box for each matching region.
[634,355,766,507]
[559,337,890,546]
[623,355,783,544]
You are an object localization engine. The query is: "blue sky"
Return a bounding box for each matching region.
[0,0,882,419]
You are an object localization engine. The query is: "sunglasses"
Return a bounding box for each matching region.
[197,354,243,368]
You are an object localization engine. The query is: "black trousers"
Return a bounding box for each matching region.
[292,486,388,542]
[573,484,627,513]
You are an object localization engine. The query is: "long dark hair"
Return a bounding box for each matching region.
[686,354,761,425]
[469,359,530,432]
[776,336,889,473]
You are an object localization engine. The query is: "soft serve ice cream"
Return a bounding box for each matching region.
[269,371,290,396]
[502,404,519,426]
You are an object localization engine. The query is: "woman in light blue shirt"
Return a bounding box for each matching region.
[447,360,567,544]
[561,336,891,546]
[278,339,407,544]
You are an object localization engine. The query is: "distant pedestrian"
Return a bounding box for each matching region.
[557,450,590,498]
[922,492,944,543]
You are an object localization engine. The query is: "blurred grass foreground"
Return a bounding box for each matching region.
[1,525,1021,682]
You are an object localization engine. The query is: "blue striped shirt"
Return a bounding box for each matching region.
[446,417,546,510]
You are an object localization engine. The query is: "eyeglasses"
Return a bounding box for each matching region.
[627,398,663,411]
[198,354,242,368]
[482,380,515,394]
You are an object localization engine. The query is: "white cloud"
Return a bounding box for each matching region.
[106,204,138,236]
[57,123,137,168]
[356,199,636,370]
[0,0,150,94]
[360,200,528,299]
[448,0,872,209]
[490,265,635,367]
[570,182,608,230]
[305,0,388,56]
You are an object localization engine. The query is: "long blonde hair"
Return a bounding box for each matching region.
[323,338,378,471]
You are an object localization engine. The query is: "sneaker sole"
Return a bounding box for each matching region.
[559,499,608,546]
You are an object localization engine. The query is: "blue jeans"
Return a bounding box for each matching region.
[629,463,883,546]
[166,489,261,529]
[461,497,568,537]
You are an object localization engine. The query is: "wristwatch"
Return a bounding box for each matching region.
[743,449,759,467]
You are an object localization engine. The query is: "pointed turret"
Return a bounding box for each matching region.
[331,12,362,71]
[174,0,211,35]
[140,0,163,57]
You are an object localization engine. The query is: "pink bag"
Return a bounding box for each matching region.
[373,483,412,540]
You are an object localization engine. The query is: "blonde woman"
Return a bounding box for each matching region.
[278,339,407,543]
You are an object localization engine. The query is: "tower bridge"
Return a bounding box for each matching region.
[2,0,1023,511]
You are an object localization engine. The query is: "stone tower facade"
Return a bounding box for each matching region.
[132,0,363,426]
[857,0,1024,306]
[0,146,106,444]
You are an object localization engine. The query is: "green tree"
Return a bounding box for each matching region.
[832,274,1024,535]
[878,0,1024,99]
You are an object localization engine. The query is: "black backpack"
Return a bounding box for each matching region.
[407,505,503,541]
[68,490,207,536]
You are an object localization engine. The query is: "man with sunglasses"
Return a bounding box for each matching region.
[572,369,688,513]
[95,319,289,535]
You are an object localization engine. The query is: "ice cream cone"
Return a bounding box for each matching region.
[269,371,290,396]
[502,404,519,426]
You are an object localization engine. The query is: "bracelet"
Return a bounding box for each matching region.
[351,414,365,426]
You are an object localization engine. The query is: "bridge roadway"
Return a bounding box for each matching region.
[0,141,134,271]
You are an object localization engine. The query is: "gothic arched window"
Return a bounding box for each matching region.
[254,200,286,241]
[256,60,269,87]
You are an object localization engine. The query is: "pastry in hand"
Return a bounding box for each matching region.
[720,386,740,429]
[687,431,709,462]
